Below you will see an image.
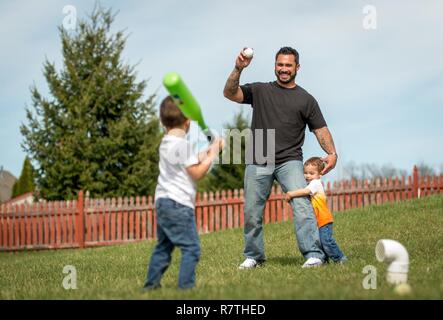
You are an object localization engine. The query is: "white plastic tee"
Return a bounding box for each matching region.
[375,239,409,284]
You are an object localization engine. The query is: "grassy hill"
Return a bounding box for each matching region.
[0,195,442,299]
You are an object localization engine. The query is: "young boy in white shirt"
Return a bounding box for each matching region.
[143,96,224,290]
[286,157,347,264]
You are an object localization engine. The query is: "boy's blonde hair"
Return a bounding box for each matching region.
[304,157,325,174]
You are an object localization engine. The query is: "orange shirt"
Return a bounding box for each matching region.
[307,179,333,228]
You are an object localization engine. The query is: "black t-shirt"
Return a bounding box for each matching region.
[240,81,326,165]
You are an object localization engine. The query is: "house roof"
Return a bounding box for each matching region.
[0,168,17,203]
[4,191,35,206]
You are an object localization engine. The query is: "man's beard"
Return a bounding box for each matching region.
[275,70,296,84]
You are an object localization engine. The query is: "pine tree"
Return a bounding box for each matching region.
[21,6,161,200]
[12,157,35,197]
[12,182,18,198]
[198,110,250,192]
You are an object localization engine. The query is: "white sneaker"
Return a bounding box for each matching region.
[239,258,258,269]
[302,257,323,268]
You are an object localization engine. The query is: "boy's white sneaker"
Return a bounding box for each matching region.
[302,257,323,268]
[239,258,258,269]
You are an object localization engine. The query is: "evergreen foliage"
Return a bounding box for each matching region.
[12,157,35,197]
[21,6,161,200]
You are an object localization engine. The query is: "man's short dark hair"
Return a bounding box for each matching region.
[159,96,188,128]
[275,47,299,65]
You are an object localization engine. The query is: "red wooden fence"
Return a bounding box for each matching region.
[1,166,442,251]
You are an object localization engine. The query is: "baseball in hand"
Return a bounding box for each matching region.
[242,47,254,59]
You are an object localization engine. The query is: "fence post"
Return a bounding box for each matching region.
[412,165,419,198]
[76,190,85,248]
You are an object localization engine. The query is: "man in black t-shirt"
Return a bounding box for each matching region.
[223,47,338,269]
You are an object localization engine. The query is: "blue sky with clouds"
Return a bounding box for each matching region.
[1,0,442,181]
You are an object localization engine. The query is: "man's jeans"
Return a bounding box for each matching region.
[319,223,346,262]
[144,198,201,289]
[243,160,325,262]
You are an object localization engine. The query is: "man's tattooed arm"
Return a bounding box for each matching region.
[313,127,336,155]
[223,67,242,100]
[313,126,338,174]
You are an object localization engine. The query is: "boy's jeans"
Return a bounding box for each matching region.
[243,160,325,262]
[144,198,200,289]
[319,223,346,262]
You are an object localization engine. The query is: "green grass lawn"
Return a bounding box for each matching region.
[1,195,442,300]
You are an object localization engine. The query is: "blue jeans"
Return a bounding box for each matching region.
[243,161,325,262]
[144,198,201,289]
[319,223,346,263]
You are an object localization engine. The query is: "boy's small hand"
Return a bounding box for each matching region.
[206,147,215,159]
[205,138,225,160]
[212,137,225,154]
[285,192,293,202]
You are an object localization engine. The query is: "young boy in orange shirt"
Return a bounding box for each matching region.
[286,157,347,263]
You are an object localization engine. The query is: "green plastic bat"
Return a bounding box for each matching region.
[163,72,213,140]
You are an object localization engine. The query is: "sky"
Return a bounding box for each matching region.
[1,0,442,182]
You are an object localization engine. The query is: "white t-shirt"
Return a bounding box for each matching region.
[306,179,325,196]
[154,135,199,209]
